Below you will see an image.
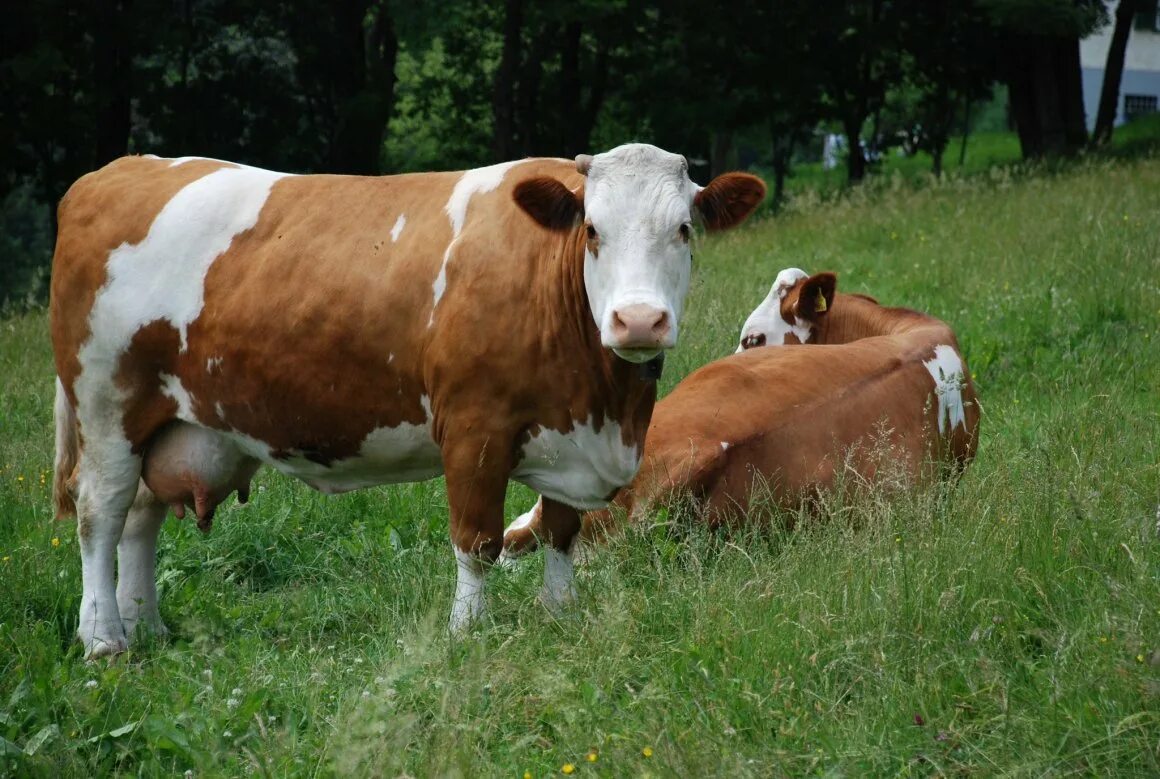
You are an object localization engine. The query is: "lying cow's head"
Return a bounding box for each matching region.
[515,143,765,363]
[736,268,836,352]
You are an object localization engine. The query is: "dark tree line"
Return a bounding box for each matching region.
[0,0,1150,304]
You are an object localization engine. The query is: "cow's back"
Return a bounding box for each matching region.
[50,155,582,467]
[638,332,978,519]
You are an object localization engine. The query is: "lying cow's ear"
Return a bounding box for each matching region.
[693,173,767,231]
[794,272,837,321]
[514,177,583,231]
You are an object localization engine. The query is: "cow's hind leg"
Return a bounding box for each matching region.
[75,437,142,659]
[117,484,169,641]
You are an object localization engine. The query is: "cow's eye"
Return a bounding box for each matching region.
[741,333,766,350]
[678,223,691,242]
[586,224,597,240]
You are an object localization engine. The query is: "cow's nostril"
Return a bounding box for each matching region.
[651,311,670,336]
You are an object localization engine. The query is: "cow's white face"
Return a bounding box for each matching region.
[736,267,811,352]
[736,267,836,352]
[580,145,699,362]
[514,143,766,364]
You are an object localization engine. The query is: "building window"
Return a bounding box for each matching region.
[1124,94,1159,120]
[1135,3,1160,32]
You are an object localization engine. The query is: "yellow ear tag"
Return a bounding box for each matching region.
[814,294,827,313]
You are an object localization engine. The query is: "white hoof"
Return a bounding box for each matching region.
[79,629,129,660]
[121,615,170,642]
[78,599,129,659]
[495,548,520,569]
[449,549,486,636]
[118,593,168,641]
[540,546,577,613]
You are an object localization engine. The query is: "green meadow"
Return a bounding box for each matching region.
[1,150,1159,776]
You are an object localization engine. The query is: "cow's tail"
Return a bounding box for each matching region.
[53,377,79,518]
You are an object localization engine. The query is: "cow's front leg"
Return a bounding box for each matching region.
[443,435,512,635]
[537,497,583,611]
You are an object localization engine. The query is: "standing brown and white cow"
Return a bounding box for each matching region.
[50,145,765,658]
[501,269,980,555]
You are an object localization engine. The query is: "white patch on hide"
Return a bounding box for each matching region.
[431,160,525,324]
[923,344,967,436]
[158,373,196,421]
[773,267,808,299]
[237,395,441,493]
[513,416,640,510]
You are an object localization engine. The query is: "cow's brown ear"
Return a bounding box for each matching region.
[794,272,837,322]
[693,172,767,231]
[514,177,582,231]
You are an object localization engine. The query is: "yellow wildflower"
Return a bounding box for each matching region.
[525,773,532,779]
[561,764,575,775]
[2,556,9,563]
[586,751,598,763]
[642,747,653,758]
[51,537,60,548]
[1136,654,1145,663]
[17,475,24,482]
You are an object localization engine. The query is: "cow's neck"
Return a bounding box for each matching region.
[543,226,657,431]
[814,293,949,346]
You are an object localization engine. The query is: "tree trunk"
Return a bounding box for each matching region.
[1092,0,1138,145]
[516,21,555,156]
[178,0,193,152]
[931,142,945,177]
[92,0,133,166]
[928,82,953,176]
[770,128,795,206]
[958,96,971,167]
[1057,37,1088,150]
[328,4,397,175]
[709,131,734,179]
[365,8,399,167]
[575,39,609,156]
[843,115,866,183]
[491,0,523,161]
[1004,33,1087,159]
[558,21,582,154]
[1006,46,1042,158]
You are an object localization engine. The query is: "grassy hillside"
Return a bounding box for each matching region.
[1,152,1158,776]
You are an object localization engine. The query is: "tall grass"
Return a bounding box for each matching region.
[0,151,1158,776]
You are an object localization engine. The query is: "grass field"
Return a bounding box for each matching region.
[1,150,1159,776]
[778,115,1160,203]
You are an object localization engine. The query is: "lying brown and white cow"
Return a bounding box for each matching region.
[50,145,765,658]
[501,268,980,556]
